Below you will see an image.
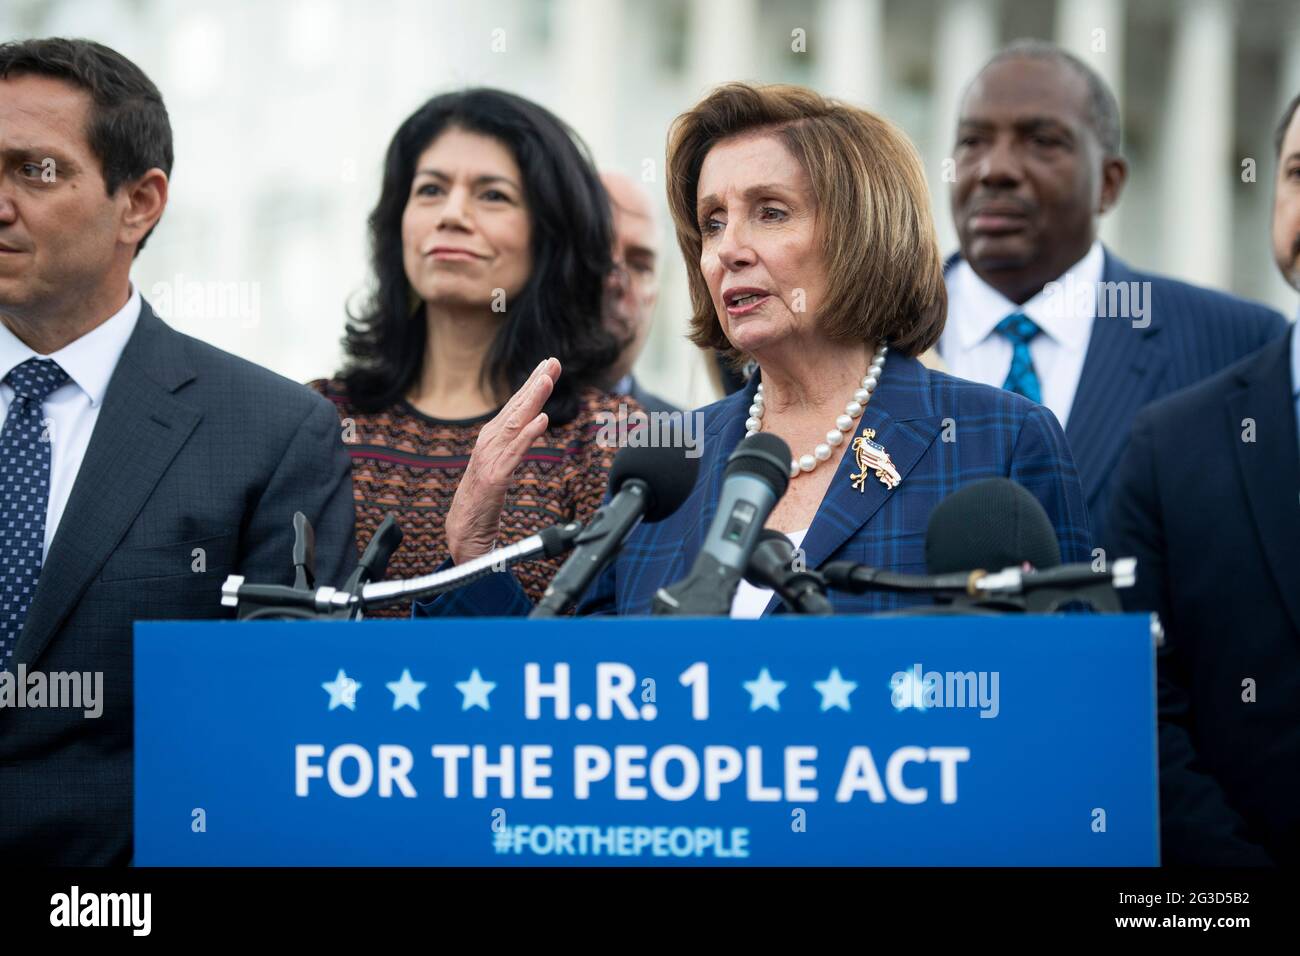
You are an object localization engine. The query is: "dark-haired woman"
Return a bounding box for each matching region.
[310,88,630,617]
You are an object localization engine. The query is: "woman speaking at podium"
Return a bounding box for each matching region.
[418,83,1090,618]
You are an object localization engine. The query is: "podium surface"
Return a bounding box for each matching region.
[134,615,1158,865]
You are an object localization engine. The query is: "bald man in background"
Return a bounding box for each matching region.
[600,171,678,414]
[941,40,1287,548]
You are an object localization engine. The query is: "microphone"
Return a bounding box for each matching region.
[925,477,1060,574]
[821,558,1135,610]
[745,529,834,615]
[820,478,1132,612]
[923,477,1095,611]
[227,511,343,620]
[362,521,582,610]
[530,444,701,617]
[652,432,791,616]
[221,519,582,617]
[291,511,316,589]
[339,514,404,619]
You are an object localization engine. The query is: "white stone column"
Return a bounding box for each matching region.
[1056,0,1126,247]
[813,0,885,108]
[674,0,758,405]
[553,0,625,164]
[930,0,1002,256]
[686,0,759,96]
[42,0,136,44]
[1158,0,1235,287]
[1279,4,1300,125]
[1055,0,1124,94]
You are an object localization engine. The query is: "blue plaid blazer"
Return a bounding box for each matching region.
[415,351,1091,618]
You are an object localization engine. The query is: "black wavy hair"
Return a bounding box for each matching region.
[338,88,621,426]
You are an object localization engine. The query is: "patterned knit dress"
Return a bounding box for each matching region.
[308,379,634,618]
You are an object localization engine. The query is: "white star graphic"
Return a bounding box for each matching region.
[322,669,361,711]
[386,668,427,711]
[891,671,929,712]
[455,668,496,711]
[814,667,858,712]
[743,668,786,712]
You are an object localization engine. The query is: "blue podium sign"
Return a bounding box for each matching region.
[134,615,1158,865]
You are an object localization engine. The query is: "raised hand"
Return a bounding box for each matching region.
[444,357,560,564]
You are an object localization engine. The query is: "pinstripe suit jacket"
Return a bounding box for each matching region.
[0,301,358,865]
[415,351,1091,619]
[943,249,1288,548]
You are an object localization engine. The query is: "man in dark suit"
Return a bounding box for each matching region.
[1107,93,1300,865]
[0,38,357,864]
[599,171,678,415]
[940,40,1288,548]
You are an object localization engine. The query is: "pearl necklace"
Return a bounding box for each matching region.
[745,343,889,478]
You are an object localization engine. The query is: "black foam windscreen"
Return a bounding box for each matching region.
[607,443,702,523]
[925,477,1062,574]
[724,432,791,499]
[746,528,795,590]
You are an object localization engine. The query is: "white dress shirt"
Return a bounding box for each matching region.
[730,528,809,618]
[0,285,142,561]
[939,241,1103,429]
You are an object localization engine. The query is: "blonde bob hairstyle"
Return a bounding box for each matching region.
[666,82,947,363]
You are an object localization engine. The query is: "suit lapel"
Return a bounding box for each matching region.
[14,302,201,668]
[764,355,944,615]
[1226,331,1300,634]
[1065,251,1166,507]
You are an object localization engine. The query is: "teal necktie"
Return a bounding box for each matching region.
[995,312,1043,404]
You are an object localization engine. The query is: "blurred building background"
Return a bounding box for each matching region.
[3,0,1297,409]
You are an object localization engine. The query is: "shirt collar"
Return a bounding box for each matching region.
[0,285,141,407]
[612,373,634,396]
[951,240,1104,353]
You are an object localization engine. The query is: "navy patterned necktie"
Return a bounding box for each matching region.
[0,357,70,669]
[995,312,1043,404]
